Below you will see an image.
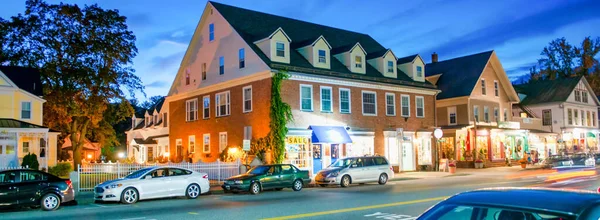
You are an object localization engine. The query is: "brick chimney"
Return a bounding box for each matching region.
[432,52,438,63]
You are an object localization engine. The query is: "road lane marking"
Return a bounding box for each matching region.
[365,212,416,219]
[261,196,447,220]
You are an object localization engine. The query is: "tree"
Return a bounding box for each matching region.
[139,95,164,110]
[538,38,577,80]
[0,0,143,169]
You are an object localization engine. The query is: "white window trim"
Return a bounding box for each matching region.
[401,94,410,117]
[361,91,377,116]
[21,101,32,120]
[415,96,425,118]
[493,80,499,97]
[185,98,198,122]
[339,88,351,114]
[483,106,489,122]
[215,91,231,117]
[481,78,486,95]
[188,135,196,154]
[203,134,210,153]
[300,84,313,112]
[243,85,252,113]
[318,50,327,63]
[416,66,423,78]
[448,106,457,125]
[276,41,286,57]
[494,107,499,122]
[203,95,210,119]
[387,61,394,73]
[354,56,362,68]
[385,93,396,116]
[219,132,227,152]
[320,86,333,112]
[474,105,480,122]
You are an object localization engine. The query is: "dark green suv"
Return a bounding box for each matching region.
[222,164,310,195]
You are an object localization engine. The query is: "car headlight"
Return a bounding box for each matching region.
[328,171,339,177]
[234,180,244,185]
[104,183,123,189]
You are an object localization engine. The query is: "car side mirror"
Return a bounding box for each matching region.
[144,175,152,180]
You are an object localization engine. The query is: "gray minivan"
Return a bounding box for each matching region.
[314,156,394,187]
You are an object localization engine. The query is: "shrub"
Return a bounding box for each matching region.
[21,153,40,170]
[48,162,73,177]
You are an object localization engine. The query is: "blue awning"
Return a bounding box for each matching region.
[308,126,353,144]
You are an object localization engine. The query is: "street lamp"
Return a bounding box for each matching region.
[434,128,443,171]
[117,152,125,159]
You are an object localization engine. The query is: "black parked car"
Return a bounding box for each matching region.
[417,188,600,219]
[0,169,75,211]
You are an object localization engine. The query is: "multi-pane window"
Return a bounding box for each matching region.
[387,61,394,73]
[574,109,579,125]
[575,90,581,102]
[355,56,362,68]
[416,96,424,118]
[362,91,377,115]
[219,56,224,75]
[209,23,214,41]
[203,134,210,153]
[21,102,31,119]
[188,135,195,154]
[186,99,198,121]
[504,108,508,122]
[202,63,207,80]
[542,109,552,126]
[494,107,499,122]
[483,106,489,122]
[581,110,585,126]
[582,91,588,103]
[300,85,313,111]
[203,96,210,119]
[219,132,227,152]
[481,79,486,95]
[474,105,479,122]
[386,93,395,116]
[494,81,499,97]
[401,95,410,117]
[23,142,29,154]
[239,48,245,69]
[587,111,591,126]
[243,86,252,113]
[416,66,422,77]
[318,50,326,63]
[568,109,573,125]
[448,107,457,125]
[276,42,285,57]
[339,88,351,114]
[593,112,597,127]
[320,87,332,112]
[216,91,230,117]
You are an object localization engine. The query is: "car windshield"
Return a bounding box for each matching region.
[125,168,154,179]
[330,158,355,167]
[248,166,271,175]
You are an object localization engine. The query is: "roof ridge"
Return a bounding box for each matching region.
[429,50,494,64]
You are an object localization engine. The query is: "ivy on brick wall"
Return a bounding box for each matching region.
[250,71,293,163]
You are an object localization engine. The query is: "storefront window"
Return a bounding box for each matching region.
[284,136,312,170]
[456,131,468,161]
[384,136,399,165]
[417,135,432,165]
[347,136,374,157]
[440,137,455,160]
[491,132,503,160]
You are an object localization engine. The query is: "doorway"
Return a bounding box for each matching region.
[0,141,17,167]
[312,144,322,174]
[401,136,415,171]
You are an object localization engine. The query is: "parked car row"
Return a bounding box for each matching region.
[543,153,597,168]
[0,169,74,211]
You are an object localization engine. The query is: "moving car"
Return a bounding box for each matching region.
[94,166,209,204]
[0,169,75,211]
[315,156,393,187]
[222,164,310,195]
[417,188,600,219]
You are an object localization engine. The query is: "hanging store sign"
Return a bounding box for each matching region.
[0,130,16,140]
[285,136,309,145]
[243,140,251,151]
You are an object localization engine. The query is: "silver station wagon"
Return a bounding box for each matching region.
[315,156,394,187]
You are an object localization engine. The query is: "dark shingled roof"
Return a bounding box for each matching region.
[134,119,145,130]
[513,76,582,106]
[0,66,43,96]
[0,118,48,129]
[147,97,166,115]
[134,138,157,145]
[396,54,418,64]
[210,1,435,90]
[425,51,493,99]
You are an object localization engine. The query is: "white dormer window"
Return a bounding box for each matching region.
[355,56,362,68]
[276,42,285,57]
[318,50,326,63]
[416,66,423,77]
[387,61,394,73]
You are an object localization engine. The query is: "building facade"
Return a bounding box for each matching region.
[126,98,170,163]
[0,66,59,168]
[165,1,439,174]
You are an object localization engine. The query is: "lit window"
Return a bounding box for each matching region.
[188,135,195,154]
[542,109,552,126]
[203,134,210,153]
[186,99,198,121]
[219,56,224,75]
[416,66,422,77]
[386,93,395,116]
[23,142,29,154]
[362,91,377,115]
[387,61,394,73]
[300,85,313,111]
[219,132,227,152]
[401,95,410,117]
[339,88,351,114]
[209,23,214,41]
[276,42,285,57]
[318,50,326,63]
[21,102,31,119]
[416,96,424,118]
[203,96,210,119]
[320,87,332,112]
[355,56,362,68]
[243,86,252,113]
[520,112,527,118]
[216,91,230,117]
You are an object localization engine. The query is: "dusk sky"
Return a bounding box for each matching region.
[2,0,600,100]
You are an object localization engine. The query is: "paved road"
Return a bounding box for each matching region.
[1,173,598,220]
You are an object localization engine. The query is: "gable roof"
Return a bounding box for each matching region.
[330,42,366,55]
[396,54,419,64]
[0,118,48,129]
[0,66,43,97]
[210,1,435,90]
[147,97,166,115]
[514,76,585,106]
[425,51,494,99]
[293,35,332,49]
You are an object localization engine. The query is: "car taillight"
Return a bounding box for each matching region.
[597,187,600,193]
[65,180,72,188]
[202,174,208,179]
[390,166,394,172]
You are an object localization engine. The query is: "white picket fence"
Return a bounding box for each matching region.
[77,160,242,192]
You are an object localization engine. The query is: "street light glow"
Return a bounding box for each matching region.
[87,154,92,159]
[117,152,125,158]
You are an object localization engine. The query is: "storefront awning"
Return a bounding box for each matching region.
[308,126,352,144]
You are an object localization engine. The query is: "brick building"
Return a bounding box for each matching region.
[165,1,439,173]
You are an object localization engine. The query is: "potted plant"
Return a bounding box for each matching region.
[448,160,457,174]
[519,158,527,169]
[474,159,484,169]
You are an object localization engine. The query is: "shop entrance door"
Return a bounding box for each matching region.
[330,144,339,165]
[0,141,17,167]
[312,144,322,174]
[401,142,415,171]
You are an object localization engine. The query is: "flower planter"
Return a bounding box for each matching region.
[475,161,484,169]
[449,166,456,174]
[520,163,527,169]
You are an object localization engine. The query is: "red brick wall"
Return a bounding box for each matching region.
[281,79,436,155]
[169,78,272,162]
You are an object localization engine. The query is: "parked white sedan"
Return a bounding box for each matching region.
[94,166,210,204]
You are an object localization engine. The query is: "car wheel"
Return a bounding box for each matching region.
[275,188,283,191]
[40,193,60,211]
[319,184,328,187]
[378,173,388,185]
[340,175,351,188]
[249,182,261,195]
[186,184,201,199]
[292,179,303,191]
[120,187,139,204]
